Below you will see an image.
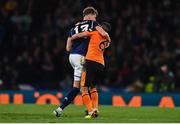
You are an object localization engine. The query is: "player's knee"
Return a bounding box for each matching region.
[89,87,97,93]
[74,76,81,82]
[74,70,82,81]
[90,87,97,91]
[73,81,80,88]
[80,87,88,93]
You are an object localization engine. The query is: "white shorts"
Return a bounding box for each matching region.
[69,54,85,81]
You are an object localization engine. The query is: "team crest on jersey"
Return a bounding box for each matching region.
[99,40,110,51]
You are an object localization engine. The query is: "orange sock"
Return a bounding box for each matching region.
[90,88,98,110]
[82,92,93,114]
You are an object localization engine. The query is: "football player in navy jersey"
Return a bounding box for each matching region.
[53,6,110,118]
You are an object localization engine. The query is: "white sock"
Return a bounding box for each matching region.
[56,107,63,113]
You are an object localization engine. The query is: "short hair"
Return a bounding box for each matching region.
[101,22,111,33]
[83,6,98,17]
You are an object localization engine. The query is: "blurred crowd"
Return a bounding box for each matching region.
[0,0,180,92]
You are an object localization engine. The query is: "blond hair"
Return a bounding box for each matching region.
[83,6,98,17]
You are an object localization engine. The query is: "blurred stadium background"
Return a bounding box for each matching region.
[1,1,180,122]
[0,0,180,106]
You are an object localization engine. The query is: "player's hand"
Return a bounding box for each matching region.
[105,41,111,48]
[105,33,111,42]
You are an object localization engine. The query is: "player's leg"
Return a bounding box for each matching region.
[81,86,94,115]
[60,54,83,110]
[54,83,80,117]
[54,54,84,117]
[59,81,80,110]
[89,86,99,118]
[90,62,104,117]
[84,87,98,116]
[81,60,97,118]
[81,70,94,114]
[90,87,98,112]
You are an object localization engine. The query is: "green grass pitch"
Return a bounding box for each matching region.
[0,104,180,123]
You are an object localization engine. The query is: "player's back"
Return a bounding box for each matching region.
[85,31,106,66]
[69,20,98,56]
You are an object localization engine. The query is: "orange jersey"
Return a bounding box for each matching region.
[86,31,106,65]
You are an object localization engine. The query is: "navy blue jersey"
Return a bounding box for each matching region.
[68,20,99,56]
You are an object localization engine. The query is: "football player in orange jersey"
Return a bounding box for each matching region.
[70,22,111,118]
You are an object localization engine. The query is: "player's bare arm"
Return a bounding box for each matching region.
[70,31,89,41]
[66,37,73,52]
[95,26,111,42]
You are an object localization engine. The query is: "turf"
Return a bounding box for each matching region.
[0,104,180,123]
